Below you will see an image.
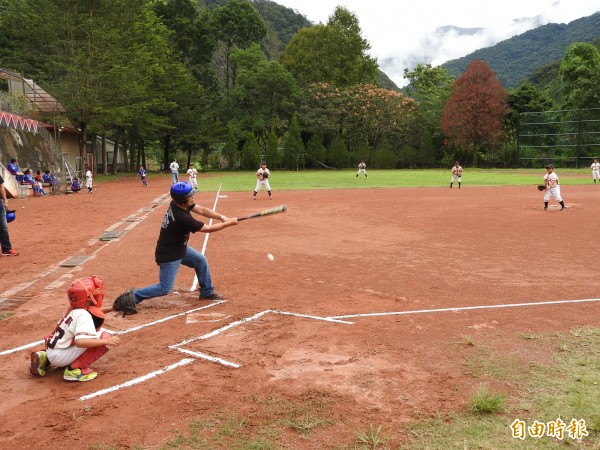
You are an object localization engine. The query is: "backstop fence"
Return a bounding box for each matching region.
[518,107,600,168]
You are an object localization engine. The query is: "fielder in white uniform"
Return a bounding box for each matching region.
[449,161,463,188]
[85,168,93,193]
[543,164,567,211]
[356,160,368,178]
[591,159,600,183]
[187,164,198,189]
[253,162,272,200]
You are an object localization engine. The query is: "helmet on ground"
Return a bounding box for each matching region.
[6,210,16,223]
[67,275,104,308]
[170,181,197,204]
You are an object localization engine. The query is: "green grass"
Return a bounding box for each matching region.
[97,167,595,193]
[468,385,506,414]
[187,168,594,193]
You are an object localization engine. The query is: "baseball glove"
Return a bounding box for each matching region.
[262,172,269,179]
[112,289,137,316]
[537,185,546,191]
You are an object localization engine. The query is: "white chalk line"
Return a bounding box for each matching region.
[328,297,600,319]
[1,195,169,301]
[79,358,195,401]
[191,184,222,292]
[0,301,225,357]
[80,309,352,400]
[174,348,240,368]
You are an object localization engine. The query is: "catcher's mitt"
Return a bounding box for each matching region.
[112,289,137,316]
[537,185,546,191]
[262,172,269,179]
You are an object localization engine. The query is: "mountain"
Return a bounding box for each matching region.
[441,12,600,88]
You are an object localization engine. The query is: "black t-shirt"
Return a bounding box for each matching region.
[155,201,204,263]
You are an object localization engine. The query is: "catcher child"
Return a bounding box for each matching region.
[253,161,272,200]
[29,275,120,382]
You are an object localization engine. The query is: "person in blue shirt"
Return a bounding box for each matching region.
[70,177,81,193]
[22,169,35,186]
[7,158,24,183]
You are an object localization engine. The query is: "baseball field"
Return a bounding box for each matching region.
[0,169,599,449]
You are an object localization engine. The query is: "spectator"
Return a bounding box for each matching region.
[0,174,19,256]
[22,169,35,186]
[169,159,179,184]
[7,158,24,183]
[34,170,43,183]
[42,170,53,185]
[71,177,81,193]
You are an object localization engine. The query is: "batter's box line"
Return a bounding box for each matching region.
[326,297,600,320]
[169,309,353,349]
[0,301,226,357]
[80,309,353,401]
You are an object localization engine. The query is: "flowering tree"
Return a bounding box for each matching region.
[298,83,420,164]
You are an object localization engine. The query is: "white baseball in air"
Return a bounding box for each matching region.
[267,253,275,262]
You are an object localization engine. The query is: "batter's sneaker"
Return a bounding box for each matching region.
[63,366,98,382]
[561,206,568,211]
[30,351,49,377]
[201,292,224,301]
[2,249,19,256]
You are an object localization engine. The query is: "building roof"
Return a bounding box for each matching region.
[0,68,66,113]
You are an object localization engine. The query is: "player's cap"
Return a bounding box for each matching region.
[546,164,554,169]
[261,161,267,165]
[170,181,197,199]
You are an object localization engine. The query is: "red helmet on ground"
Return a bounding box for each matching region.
[67,275,104,309]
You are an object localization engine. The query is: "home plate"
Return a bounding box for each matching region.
[186,313,231,324]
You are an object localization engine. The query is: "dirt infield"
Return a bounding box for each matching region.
[1,175,599,447]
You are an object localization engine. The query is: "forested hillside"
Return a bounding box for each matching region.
[442,12,600,87]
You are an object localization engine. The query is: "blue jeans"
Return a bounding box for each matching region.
[0,201,13,252]
[133,246,214,303]
[171,171,179,184]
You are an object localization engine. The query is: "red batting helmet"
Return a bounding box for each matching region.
[67,275,104,309]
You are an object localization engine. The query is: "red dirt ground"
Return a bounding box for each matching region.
[1,175,599,448]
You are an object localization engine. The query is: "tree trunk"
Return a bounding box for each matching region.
[163,134,171,172]
[102,134,108,175]
[111,130,121,175]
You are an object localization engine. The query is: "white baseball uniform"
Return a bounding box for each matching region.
[591,162,600,181]
[356,162,367,177]
[45,308,103,367]
[451,165,463,183]
[187,167,198,189]
[255,167,271,192]
[85,169,93,191]
[544,171,562,202]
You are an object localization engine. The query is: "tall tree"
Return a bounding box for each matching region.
[404,64,454,154]
[212,0,267,90]
[230,43,299,151]
[441,60,508,166]
[281,6,378,88]
[559,42,600,109]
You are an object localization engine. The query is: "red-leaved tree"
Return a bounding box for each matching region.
[441,59,508,166]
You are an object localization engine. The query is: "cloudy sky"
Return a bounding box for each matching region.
[273,0,600,86]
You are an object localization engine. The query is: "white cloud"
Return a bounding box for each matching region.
[273,0,600,86]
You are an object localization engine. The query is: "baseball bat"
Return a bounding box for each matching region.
[238,204,287,221]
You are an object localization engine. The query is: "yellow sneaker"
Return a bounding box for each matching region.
[63,366,98,382]
[30,351,49,376]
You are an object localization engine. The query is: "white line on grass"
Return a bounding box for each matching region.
[328,297,600,319]
[79,358,195,401]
